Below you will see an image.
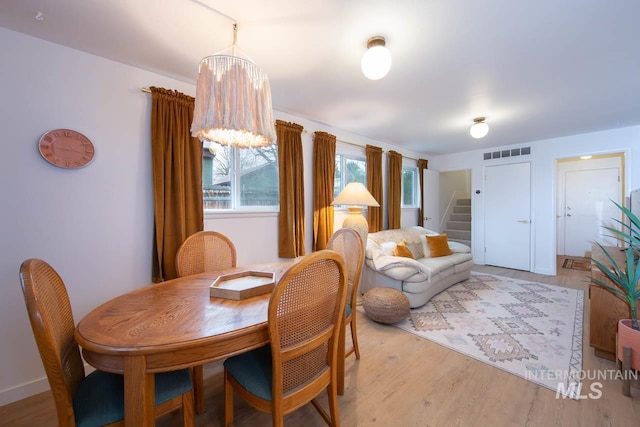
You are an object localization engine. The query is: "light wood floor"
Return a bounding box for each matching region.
[3,258,640,426]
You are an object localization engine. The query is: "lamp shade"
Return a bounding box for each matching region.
[332,182,380,207]
[361,36,392,80]
[470,117,489,139]
[191,55,277,148]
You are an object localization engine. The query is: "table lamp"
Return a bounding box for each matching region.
[332,182,380,247]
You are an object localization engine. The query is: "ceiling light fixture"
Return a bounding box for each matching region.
[361,36,392,80]
[191,23,276,148]
[470,117,489,139]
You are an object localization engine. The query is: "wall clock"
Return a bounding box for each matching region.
[38,129,95,169]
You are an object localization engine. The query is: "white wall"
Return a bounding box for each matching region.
[0,28,422,405]
[431,126,640,276]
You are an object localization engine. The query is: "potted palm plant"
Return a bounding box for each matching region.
[590,199,640,369]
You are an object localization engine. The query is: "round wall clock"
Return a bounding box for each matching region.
[38,129,95,169]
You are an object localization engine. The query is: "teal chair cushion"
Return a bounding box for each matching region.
[73,368,192,427]
[346,303,352,317]
[223,344,273,401]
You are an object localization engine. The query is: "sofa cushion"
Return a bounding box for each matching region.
[394,241,414,258]
[426,234,453,257]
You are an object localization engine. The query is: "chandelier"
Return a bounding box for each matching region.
[191,24,276,148]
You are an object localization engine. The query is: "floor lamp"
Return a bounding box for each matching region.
[332,182,380,302]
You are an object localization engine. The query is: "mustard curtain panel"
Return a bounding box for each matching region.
[313,131,336,251]
[150,87,203,282]
[366,145,383,232]
[417,158,428,227]
[277,120,306,258]
[388,150,402,229]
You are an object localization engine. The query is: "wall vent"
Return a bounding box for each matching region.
[483,146,531,160]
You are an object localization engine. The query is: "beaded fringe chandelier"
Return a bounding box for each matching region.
[191,24,276,148]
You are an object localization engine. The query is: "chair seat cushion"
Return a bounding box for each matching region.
[73,368,192,427]
[223,344,273,401]
[346,303,352,317]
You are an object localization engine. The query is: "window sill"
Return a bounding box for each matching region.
[204,210,279,220]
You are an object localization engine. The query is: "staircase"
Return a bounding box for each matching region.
[443,198,471,247]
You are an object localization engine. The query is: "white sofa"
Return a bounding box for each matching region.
[362,226,473,308]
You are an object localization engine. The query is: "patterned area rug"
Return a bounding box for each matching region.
[562,258,590,271]
[393,273,584,399]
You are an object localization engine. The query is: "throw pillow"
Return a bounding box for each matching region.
[426,234,452,257]
[393,241,414,259]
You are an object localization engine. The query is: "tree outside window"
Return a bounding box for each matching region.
[202,142,279,210]
[334,154,366,200]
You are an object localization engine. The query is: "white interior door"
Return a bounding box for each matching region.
[564,168,621,256]
[422,169,440,231]
[484,162,531,270]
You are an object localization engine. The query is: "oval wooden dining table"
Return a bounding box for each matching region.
[75,262,297,426]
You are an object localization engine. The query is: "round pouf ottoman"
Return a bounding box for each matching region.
[362,287,410,324]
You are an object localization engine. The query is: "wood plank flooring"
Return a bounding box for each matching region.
[3,258,640,426]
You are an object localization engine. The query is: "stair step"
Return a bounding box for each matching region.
[456,199,471,206]
[447,221,471,231]
[453,205,471,214]
[449,238,471,248]
[450,213,471,222]
[443,229,471,240]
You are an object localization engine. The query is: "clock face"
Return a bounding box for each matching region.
[38,129,95,169]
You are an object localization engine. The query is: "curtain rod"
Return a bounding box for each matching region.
[141,87,420,161]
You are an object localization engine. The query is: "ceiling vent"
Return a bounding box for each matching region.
[483,146,531,160]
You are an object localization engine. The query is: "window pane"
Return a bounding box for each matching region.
[402,168,417,206]
[203,144,232,209]
[202,143,279,210]
[334,156,342,199]
[345,159,366,184]
[334,154,367,200]
[239,145,279,207]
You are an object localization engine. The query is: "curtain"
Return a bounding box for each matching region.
[313,131,336,251]
[388,150,402,229]
[417,158,429,227]
[277,120,306,258]
[150,87,203,282]
[366,145,383,232]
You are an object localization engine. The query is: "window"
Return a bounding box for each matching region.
[334,154,366,199]
[402,167,419,207]
[202,142,279,210]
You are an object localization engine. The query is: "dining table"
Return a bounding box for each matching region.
[74,260,347,426]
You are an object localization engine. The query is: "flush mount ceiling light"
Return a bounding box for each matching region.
[361,36,392,80]
[470,117,489,139]
[191,23,276,148]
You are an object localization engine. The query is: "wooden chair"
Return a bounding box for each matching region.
[223,250,348,427]
[175,230,237,414]
[19,258,194,427]
[327,228,365,360]
[175,230,237,277]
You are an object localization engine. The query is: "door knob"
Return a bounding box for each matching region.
[517,220,529,223]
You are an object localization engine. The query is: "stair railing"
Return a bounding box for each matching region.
[439,190,462,232]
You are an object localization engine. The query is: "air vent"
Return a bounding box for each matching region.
[483,146,531,160]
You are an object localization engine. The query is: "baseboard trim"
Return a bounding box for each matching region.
[0,376,49,407]
[0,363,94,407]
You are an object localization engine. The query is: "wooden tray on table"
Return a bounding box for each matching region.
[209,270,275,300]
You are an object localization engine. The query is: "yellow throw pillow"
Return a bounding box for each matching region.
[426,234,452,257]
[394,241,414,259]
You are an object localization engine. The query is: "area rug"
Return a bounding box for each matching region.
[562,258,590,271]
[393,273,584,399]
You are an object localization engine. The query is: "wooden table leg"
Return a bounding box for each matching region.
[124,355,155,426]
